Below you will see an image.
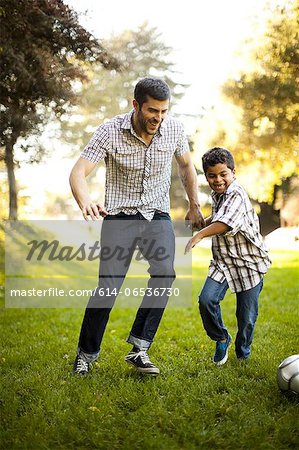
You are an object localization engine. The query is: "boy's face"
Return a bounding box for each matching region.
[205,163,235,194]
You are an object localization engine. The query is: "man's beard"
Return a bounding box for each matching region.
[138,112,159,135]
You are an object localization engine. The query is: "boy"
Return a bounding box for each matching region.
[185,147,271,365]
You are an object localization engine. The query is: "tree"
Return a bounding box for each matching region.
[222,1,298,194]
[61,22,189,211]
[193,0,299,234]
[0,0,118,219]
[62,22,187,150]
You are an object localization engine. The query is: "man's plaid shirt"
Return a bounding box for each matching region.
[81,110,189,221]
[209,180,271,293]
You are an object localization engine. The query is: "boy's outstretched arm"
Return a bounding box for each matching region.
[184,221,230,254]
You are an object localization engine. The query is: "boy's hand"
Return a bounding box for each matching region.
[184,233,203,254]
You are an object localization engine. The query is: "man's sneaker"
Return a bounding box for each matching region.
[73,355,91,375]
[237,355,249,362]
[213,334,232,365]
[124,350,160,375]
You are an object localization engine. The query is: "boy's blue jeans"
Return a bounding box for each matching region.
[199,277,263,359]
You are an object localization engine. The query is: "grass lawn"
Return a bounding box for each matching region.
[0,235,298,449]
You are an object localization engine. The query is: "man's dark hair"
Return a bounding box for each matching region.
[134,77,170,107]
[202,147,235,174]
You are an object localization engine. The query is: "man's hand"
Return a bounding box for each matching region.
[175,152,205,230]
[81,202,108,221]
[185,206,205,230]
[184,232,203,254]
[69,158,108,221]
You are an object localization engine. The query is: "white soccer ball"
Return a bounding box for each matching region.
[277,354,299,394]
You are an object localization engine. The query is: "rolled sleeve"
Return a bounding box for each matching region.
[81,126,109,163]
[212,191,245,236]
[174,127,189,157]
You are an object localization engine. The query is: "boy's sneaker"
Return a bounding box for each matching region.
[213,334,232,365]
[73,355,91,375]
[124,350,160,375]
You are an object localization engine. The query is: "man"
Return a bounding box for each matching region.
[70,77,204,376]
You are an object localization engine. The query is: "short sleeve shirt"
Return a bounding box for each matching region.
[80,110,189,220]
[208,180,271,293]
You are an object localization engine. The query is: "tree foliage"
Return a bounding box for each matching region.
[221,0,299,201]
[62,22,187,149]
[194,0,298,208]
[61,22,189,212]
[0,0,118,219]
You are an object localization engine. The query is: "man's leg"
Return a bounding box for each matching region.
[127,213,175,350]
[125,213,175,374]
[235,279,263,359]
[75,216,138,369]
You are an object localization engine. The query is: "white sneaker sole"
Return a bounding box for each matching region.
[125,358,160,374]
[214,351,229,366]
[213,340,232,366]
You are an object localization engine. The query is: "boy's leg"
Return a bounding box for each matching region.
[235,279,263,359]
[199,277,229,341]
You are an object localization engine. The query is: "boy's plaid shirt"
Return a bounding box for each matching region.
[209,180,271,293]
[80,110,189,221]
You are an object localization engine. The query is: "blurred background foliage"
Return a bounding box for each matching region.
[193,0,298,233]
[0,0,298,234]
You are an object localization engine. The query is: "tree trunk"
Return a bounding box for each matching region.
[5,141,18,220]
[258,202,280,236]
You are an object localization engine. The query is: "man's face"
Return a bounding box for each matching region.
[133,96,169,135]
[205,163,235,194]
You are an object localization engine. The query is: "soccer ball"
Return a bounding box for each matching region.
[277,355,299,394]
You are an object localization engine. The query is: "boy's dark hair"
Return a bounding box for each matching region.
[134,77,170,108]
[202,147,235,174]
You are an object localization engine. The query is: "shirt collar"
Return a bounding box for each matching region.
[121,109,134,131]
[159,116,168,135]
[121,109,168,137]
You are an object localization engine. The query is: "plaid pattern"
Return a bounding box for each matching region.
[208,180,271,293]
[81,110,189,220]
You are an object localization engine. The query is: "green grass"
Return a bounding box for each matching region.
[0,237,298,449]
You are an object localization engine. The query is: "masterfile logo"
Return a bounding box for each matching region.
[5,220,192,308]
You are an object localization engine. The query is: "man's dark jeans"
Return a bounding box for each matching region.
[77,211,176,362]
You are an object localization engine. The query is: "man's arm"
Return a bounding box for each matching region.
[69,157,107,221]
[205,216,212,227]
[175,151,205,229]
